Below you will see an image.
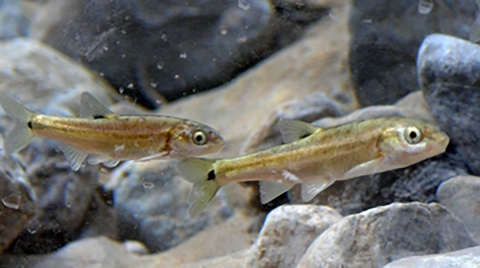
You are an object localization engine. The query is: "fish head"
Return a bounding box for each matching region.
[378,118,450,167]
[169,121,225,158]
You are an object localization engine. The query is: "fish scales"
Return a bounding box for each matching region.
[32,115,176,159]
[215,119,386,184]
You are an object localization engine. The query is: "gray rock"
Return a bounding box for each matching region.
[113,161,233,253]
[383,246,480,268]
[0,0,30,40]
[0,155,35,253]
[349,0,476,107]
[419,33,480,175]
[31,0,329,108]
[247,205,342,268]
[297,202,477,268]
[242,91,352,154]
[0,38,114,117]
[437,175,480,244]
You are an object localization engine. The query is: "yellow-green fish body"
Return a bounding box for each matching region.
[0,92,224,170]
[177,117,449,217]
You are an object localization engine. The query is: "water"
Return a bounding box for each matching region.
[2,194,21,209]
[26,219,42,234]
[238,0,251,11]
[418,0,434,15]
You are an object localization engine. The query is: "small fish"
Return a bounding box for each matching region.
[0,92,224,170]
[177,117,449,217]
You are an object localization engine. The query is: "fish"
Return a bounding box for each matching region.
[0,92,224,171]
[177,117,450,217]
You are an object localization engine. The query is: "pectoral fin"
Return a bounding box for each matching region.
[301,179,334,202]
[57,143,88,171]
[80,92,114,118]
[259,180,294,204]
[342,156,386,180]
[87,155,120,168]
[278,118,320,143]
[136,152,168,162]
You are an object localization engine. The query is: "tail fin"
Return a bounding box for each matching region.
[0,94,35,154]
[176,158,219,217]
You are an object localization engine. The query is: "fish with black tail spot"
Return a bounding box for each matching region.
[177,117,449,217]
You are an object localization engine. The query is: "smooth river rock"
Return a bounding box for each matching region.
[296,202,477,268]
[246,205,343,268]
[384,246,480,268]
[419,33,480,175]
[437,175,480,244]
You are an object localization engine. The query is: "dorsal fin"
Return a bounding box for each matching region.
[278,118,320,143]
[80,92,114,118]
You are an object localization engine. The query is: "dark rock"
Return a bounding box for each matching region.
[437,175,480,244]
[297,202,477,268]
[7,144,101,254]
[247,205,342,268]
[113,161,233,253]
[0,156,36,253]
[32,0,330,108]
[349,0,476,107]
[384,246,480,268]
[419,33,480,175]
[76,187,118,240]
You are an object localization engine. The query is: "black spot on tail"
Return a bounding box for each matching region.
[93,115,106,119]
[207,170,216,181]
[300,133,311,139]
[27,121,33,129]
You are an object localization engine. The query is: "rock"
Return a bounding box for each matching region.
[297,202,477,268]
[242,91,353,154]
[0,156,35,253]
[0,38,115,117]
[7,145,102,254]
[31,0,330,108]
[246,205,343,268]
[0,213,258,267]
[419,33,480,175]
[113,161,233,253]
[123,240,149,255]
[76,187,118,241]
[349,0,476,107]
[384,246,480,268]
[0,0,32,40]
[437,175,480,244]
[287,91,468,216]
[0,236,141,268]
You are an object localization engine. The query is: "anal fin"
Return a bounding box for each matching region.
[301,179,334,202]
[136,152,168,162]
[342,157,385,181]
[259,180,294,204]
[57,143,88,171]
[87,155,120,168]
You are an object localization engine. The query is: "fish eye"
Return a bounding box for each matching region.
[192,130,208,145]
[404,126,423,144]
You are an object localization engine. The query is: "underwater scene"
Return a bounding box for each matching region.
[0,0,479,267]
